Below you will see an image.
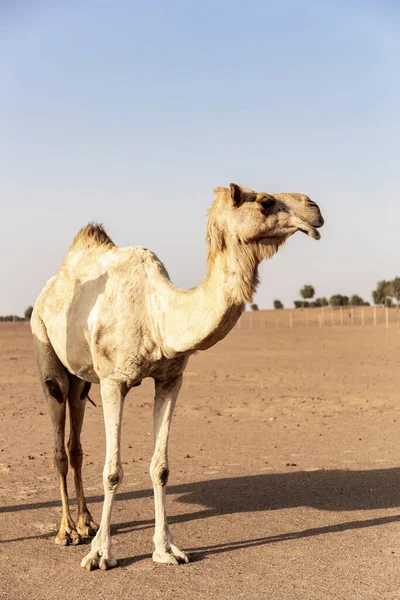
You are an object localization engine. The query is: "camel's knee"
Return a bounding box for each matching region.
[104,463,124,491]
[54,449,68,477]
[150,462,169,487]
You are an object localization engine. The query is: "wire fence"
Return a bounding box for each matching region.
[235,306,400,330]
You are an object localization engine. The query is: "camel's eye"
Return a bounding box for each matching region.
[260,199,275,213]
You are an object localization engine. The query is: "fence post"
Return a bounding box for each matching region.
[386,306,389,329]
[330,307,334,326]
[305,309,308,327]
[289,312,293,329]
[351,307,354,325]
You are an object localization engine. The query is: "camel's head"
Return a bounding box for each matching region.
[207,184,324,262]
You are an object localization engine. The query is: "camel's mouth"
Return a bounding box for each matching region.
[295,213,323,240]
[298,224,321,240]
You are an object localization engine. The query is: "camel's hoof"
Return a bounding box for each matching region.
[77,513,99,538]
[152,549,190,565]
[77,522,99,538]
[81,550,117,571]
[170,544,190,564]
[55,529,82,546]
[84,558,98,572]
[100,557,117,571]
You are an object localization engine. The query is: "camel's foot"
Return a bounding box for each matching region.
[77,512,99,538]
[81,548,117,571]
[81,533,117,571]
[55,522,82,546]
[152,544,190,565]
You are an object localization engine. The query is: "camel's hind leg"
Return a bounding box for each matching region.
[32,317,81,546]
[67,376,98,538]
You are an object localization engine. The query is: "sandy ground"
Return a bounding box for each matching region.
[1,321,400,599]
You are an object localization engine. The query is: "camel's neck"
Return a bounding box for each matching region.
[154,247,260,357]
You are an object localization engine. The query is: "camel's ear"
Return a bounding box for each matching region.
[230,183,244,207]
[230,183,257,207]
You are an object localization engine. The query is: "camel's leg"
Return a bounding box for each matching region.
[67,376,99,538]
[32,321,81,546]
[151,375,189,565]
[81,379,125,571]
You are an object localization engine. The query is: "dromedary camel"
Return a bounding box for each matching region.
[31,183,323,570]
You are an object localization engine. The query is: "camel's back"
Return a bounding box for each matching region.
[63,226,167,282]
[36,223,169,313]
[33,224,170,380]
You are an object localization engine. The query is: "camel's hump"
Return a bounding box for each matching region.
[70,223,115,250]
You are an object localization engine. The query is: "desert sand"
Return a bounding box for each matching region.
[1,318,400,599]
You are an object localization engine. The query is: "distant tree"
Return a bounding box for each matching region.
[314,297,329,308]
[392,277,400,306]
[273,300,284,310]
[382,282,393,307]
[330,294,349,307]
[350,295,364,306]
[385,281,395,305]
[372,290,380,306]
[0,315,25,322]
[294,300,309,308]
[24,306,34,320]
[300,285,315,307]
[330,295,341,307]
[250,303,259,311]
[372,280,388,306]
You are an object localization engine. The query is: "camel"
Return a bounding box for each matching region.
[31,183,323,570]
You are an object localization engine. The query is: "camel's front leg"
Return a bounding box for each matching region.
[151,375,189,565]
[81,380,125,571]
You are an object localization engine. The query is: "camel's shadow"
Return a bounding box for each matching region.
[115,467,400,565]
[4,468,400,515]
[2,468,400,560]
[170,468,400,513]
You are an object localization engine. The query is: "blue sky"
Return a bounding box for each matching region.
[1,0,399,314]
